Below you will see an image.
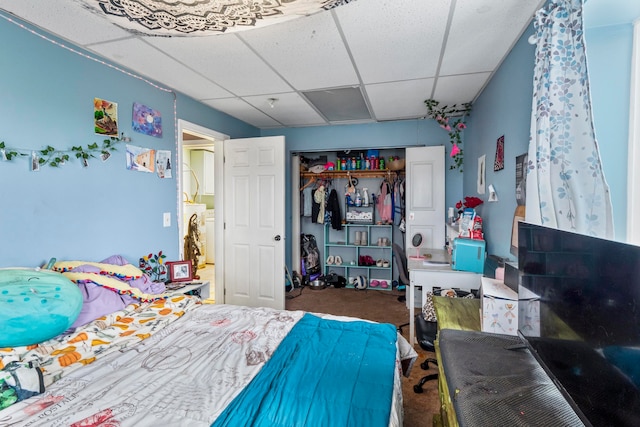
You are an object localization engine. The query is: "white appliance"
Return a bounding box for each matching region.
[183,203,206,268]
[205,209,215,264]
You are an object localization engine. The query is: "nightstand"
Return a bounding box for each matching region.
[168,281,210,299]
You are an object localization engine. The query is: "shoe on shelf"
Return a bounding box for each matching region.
[334,255,342,265]
[376,259,383,267]
[354,231,362,246]
[382,260,390,268]
[370,280,380,287]
[377,237,383,246]
[380,280,389,289]
[326,255,335,265]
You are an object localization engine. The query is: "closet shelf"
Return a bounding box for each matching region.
[300,170,403,179]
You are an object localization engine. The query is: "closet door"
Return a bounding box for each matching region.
[405,146,445,253]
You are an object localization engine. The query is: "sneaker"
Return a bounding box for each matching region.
[380,280,389,289]
[334,255,342,265]
[326,255,334,265]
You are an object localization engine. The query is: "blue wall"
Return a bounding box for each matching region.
[461,6,636,259]
[0,15,258,268]
[1,3,635,271]
[585,23,633,241]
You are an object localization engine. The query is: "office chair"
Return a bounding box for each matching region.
[391,243,439,393]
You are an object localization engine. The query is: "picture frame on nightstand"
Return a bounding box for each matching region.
[167,261,193,282]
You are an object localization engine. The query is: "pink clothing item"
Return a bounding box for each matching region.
[377,181,392,223]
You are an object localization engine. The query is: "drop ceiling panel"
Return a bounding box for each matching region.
[337,0,451,84]
[90,38,233,99]
[147,34,292,97]
[0,0,129,45]
[440,0,541,75]
[366,79,435,121]
[240,11,358,91]
[243,92,327,127]
[432,73,492,106]
[203,98,282,128]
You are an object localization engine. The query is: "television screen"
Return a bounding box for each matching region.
[518,222,640,426]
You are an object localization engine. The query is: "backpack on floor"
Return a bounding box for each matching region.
[301,233,321,281]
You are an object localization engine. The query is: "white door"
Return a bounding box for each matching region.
[223,136,285,309]
[405,146,445,253]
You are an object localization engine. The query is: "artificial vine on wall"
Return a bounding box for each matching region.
[424,99,472,172]
[0,134,127,168]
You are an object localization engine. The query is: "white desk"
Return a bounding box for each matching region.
[408,250,481,345]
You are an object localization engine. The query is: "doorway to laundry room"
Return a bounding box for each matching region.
[179,120,222,301]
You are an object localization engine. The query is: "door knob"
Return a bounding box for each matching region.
[274,235,281,241]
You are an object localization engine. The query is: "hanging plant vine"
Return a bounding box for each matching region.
[0,134,127,167]
[424,99,472,171]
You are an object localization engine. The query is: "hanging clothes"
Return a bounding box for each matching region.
[302,186,313,217]
[326,189,343,230]
[377,179,392,224]
[313,185,326,224]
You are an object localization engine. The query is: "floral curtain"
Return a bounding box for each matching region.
[525,0,613,238]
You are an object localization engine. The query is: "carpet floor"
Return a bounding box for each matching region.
[285,285,439,427]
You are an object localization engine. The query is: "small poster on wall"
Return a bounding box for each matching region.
[494,135,505,171]
[132,102,162,138]
[156,150,172,179]
[94,98,119,136]
[126,144,155,173]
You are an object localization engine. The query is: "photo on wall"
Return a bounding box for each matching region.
[94,98,118,136]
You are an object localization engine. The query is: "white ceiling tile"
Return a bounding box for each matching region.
[366,79,435,121]
[203,98,282,128]
[240,11,358,90]
[432,73,492,106]
[0,0,130,45]
[243,92,327,127]
[147,34,292,96]
[337,0,451,84]
[1,0,548,128]
[440,0,540,75]
[89,39,233,99]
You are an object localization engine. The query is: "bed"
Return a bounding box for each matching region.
[0,263,416,427]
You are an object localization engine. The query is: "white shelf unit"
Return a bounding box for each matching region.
[323,223,393,290]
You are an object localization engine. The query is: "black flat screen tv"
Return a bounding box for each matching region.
[518,222,640,427]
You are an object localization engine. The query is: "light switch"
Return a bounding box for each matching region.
[163,212,171,227]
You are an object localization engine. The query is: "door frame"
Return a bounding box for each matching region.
[178,119,228,303]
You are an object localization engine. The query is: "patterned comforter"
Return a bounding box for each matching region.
[0,300,413,427]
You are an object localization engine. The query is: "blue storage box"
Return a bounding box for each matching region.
[451,238,486,273]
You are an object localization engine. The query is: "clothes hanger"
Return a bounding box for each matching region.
[300,176,316,191]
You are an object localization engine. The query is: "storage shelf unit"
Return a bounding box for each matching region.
[323,223,393,290]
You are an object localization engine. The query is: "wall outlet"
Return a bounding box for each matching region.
[163,212,171,227]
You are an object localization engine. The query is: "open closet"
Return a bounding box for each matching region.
[293,146,445,291]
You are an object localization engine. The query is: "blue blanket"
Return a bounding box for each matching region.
[212,313,398,427]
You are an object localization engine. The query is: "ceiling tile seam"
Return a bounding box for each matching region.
[233,32,333,125]
[235,32,300,95]
[232,32,327,126]
[330,9,376,122]
[430,0,458,101]
[83,34,139,48]
[128,36,247,99]
[467,0,545,105]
